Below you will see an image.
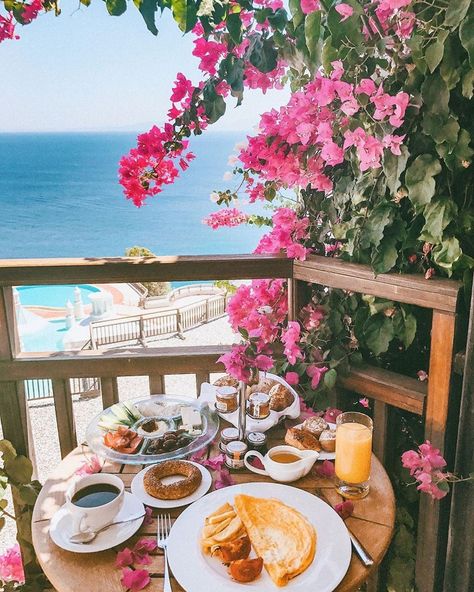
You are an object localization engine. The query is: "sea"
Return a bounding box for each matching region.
[0,131,265,260]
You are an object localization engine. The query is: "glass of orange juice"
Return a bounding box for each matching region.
[335,412,373,500]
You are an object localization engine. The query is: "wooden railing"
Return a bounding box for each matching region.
[0,253,464,592]
[89,292,226,348]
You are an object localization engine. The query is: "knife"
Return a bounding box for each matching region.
[315,488,374,567]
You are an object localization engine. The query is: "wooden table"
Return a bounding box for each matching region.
[32,425,395,592]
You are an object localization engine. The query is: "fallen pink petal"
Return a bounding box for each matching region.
[315,460,335,478]
[334,500,354,520]
[120,568,151,592]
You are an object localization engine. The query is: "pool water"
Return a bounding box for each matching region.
[21,318,68,352]
[17,284,100,308]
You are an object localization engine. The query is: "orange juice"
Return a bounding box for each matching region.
[335,422,372,483]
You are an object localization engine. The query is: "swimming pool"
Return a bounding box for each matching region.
[17,284,100,308]
[21,318,68,352]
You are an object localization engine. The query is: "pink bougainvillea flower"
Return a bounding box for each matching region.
[170,73,194,103]
[306,364,328,390]
[323,407,343,423]
[120,568,151,592]
[116,548,135,568]
[0,544,25,584]
[0,13,19,44]
[300,303,325,331]
[214,467,234,490]
[203,208,249,229]
[300,0,320,14]
[355,78,376,96]
[281,321,304,365]
[401,440,449,500]
[75,454,102,476]
[285,371,300,385]
[334,500,354,519]
[143,506,153,526]
[359,397,370,409]
[425,267,435,280]
[315,460,335,478]
[417,370,428,381]
[335,3,354,21]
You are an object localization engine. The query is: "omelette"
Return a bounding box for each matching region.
[234,494,316,587]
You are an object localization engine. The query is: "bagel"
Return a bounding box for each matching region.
[143,460,202,500]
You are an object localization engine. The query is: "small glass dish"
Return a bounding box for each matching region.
[133,416,175,438]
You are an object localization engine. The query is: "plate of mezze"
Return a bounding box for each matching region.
[85,396,219,464]
[167,482,351,592]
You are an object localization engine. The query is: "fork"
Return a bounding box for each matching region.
[157,513,173,592]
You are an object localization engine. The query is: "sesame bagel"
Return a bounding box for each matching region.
[143,460,202,500]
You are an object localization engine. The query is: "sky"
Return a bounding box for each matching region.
[0,1,290,133]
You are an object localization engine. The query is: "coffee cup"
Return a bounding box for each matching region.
[65,473,124,536]
[244,445,319,483]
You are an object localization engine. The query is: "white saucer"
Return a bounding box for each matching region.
[131,461,212,508]
[50,491,144,553]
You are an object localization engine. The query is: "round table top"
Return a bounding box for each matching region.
[32,426,395,592]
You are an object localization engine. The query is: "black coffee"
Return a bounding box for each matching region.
[71,484,120,508]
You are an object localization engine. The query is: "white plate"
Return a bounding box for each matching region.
[131,461,212,509]
[49,491,144,553]
[167,482,351,592]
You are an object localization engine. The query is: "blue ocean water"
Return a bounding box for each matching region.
[0,132,264,259]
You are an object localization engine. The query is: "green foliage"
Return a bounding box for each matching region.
[125,246,171,296]
[0,440,45,589]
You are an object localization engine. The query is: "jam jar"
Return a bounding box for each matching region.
[219,427,240,453]
[215,386,239,414]
[247,392,271,419]
[225,440,248,470]
[246,431,267,454]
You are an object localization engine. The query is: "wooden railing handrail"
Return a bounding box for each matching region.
[0,254,293,285]
[294,256,461,312]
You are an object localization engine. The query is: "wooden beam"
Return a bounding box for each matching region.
[52,379,77,458]
[339,364,426,415]
[444,288,474,592]
[416,310,457,592]
[195,372,210,394]
[0,345,229,380]
[0,254,293,285]
[148,374,165,395]
[101,377,120,408]
[372,401,389,464]
[294,256,460,312]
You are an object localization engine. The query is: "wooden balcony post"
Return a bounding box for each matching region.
[416,310,456,592]
[149,374,165,394]
[52,379,77,458]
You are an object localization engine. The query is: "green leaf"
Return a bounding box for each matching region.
[383,146,409,194]
[360,203,395,249]
[171,0,197,33]
[460,13,474,67]
[105,0,126,16]
[323,368,337,389]
[327,0,363,47]
[425,40,445,73]
[0,440,17,463]
[432,237,462,275]
[420,196,458,243]
[406,35,427,74]
[421,73,449,117]
[462,70,474,99]
[405,154,442,208]
[444,0,471,28]
[134,0,159,35]
[227,12,243,45]
[18,484,40,505]
[4,456,33,484]
[440,35,462,89]
[268,8,288,32]
[321,35,338,73]
[246,35,278,73]
[371,234,399,274]
[393,309,417,349]
[363,315,394,356]
[304,10,321,63]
